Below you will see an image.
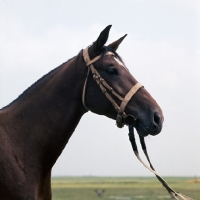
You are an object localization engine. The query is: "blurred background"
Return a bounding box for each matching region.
[0,0,199,178]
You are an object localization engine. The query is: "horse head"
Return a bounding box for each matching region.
[82,25,164,137]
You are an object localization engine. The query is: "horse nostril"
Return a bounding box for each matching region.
[154,112,160,126]
[152,112,161,133]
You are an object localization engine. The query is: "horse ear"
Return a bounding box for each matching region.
[108,34,127,51]
[89,25,112,56]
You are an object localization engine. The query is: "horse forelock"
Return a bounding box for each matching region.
[99,46,124,65]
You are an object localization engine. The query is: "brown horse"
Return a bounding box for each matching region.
[0,25,163,200]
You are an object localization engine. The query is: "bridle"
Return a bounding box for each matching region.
[81,47,192,200]
[82,46,143,128]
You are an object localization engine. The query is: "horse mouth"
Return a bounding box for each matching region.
[135,120,162,137]
[135,122,149,137]
[134,120,152,137]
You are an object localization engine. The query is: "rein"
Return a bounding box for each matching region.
[128,125,193,200]
[82,47,193,200]
[82,47,143,128]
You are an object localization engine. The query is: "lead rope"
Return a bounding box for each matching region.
[128,125,193,200]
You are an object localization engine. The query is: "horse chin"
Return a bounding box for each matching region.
[135,121,162,137]
[135,122,149,137]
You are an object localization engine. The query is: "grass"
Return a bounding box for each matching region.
[51,176,200,200]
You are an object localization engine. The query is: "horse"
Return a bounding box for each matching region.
[0,25,163,200]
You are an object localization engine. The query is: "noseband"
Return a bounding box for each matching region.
[82,47,143,128]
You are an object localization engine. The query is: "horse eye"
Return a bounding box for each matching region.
[105,67,118,75]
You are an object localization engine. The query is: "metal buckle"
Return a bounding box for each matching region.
[116,113,137,128]
[124,115,137,126]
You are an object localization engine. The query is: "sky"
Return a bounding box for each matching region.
[0,0,200,177]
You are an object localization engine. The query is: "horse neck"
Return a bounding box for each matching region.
[2,52,88,170]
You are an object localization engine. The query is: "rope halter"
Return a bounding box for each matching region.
[82,47,143,128]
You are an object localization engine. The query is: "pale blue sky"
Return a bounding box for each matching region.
[0,0,199,177]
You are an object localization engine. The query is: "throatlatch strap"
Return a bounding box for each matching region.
[82,67,90,110]
[128,126,193,200]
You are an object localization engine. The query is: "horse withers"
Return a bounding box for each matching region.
[0,25,163,200]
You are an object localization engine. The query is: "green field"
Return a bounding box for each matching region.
[51,176,200,200]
